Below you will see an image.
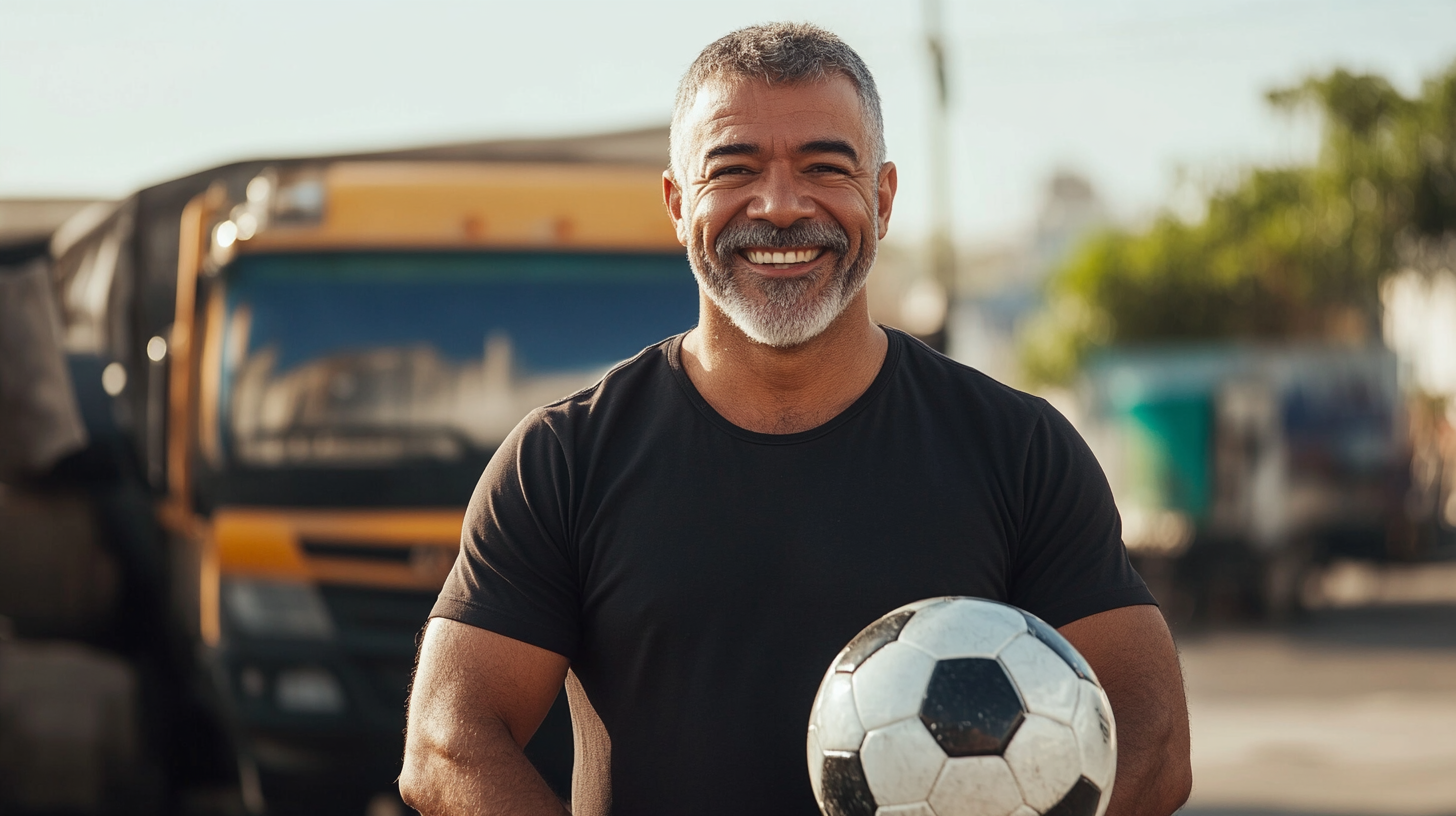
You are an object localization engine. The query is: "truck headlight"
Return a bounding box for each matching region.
[275,667,346,714]
[221,578,334,639]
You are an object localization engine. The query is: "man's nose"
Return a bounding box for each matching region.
[746,164,816,228]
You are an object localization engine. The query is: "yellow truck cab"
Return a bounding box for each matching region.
[160,158,696,812]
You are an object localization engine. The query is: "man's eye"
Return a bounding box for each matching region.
[809,164,851,175]
[712,166,753,177]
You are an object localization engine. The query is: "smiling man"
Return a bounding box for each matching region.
[401,23,1191,816]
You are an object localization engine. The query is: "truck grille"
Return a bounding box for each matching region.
[302,539,414,564]
[317,585,437,710]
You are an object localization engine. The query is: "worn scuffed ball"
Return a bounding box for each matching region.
[807,597,1116,816]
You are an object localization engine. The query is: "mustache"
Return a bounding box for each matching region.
[714,220,850,261]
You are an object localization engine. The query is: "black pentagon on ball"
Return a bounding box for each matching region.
[1043,776,1102,816]
[1020,610,1095,682]
[819,750,877,816]
[834,609,917,673]
[918,657,1026,756]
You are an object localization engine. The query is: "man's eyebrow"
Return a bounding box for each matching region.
[704,142,760,161]
[797,139,859,163]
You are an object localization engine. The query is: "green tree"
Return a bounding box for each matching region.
[1022,62,1456,386]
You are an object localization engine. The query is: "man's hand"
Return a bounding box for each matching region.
[1059,605,1192,816]
[399,618,572,816]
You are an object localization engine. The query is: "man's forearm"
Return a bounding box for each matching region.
[1059,606,1192,816]
[399,714,569,816]
[1103,698,1192,816]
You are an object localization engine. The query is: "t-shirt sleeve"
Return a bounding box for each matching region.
[430,409,581,660]
[1008,400,1156,628]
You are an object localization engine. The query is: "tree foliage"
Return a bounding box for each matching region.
[1022,62,1456,385]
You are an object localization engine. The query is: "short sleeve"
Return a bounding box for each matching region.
[1008,401,1156,628]
[430,410,582,659]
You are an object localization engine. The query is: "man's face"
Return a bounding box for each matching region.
[666,75,897,348]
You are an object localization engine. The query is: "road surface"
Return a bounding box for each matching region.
[1179,597,1456,816]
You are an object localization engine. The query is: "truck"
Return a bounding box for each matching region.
[31,128,697,814]
[1077,344,1405,622]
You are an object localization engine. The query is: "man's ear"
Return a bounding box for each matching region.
[663,172,688,247]
[876,162,898,240]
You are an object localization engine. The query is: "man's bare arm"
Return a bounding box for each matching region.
[399,617,571,816]
[1059,605,1192,816]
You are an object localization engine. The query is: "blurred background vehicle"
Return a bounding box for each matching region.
[1079,344,1403,623]
[2,129,701,814]
[1009,63,1456,629]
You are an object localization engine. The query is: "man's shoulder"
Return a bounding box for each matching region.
[888,328,1051,424]
[528,333,685,431]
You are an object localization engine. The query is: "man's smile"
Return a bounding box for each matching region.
[740,246,827,271]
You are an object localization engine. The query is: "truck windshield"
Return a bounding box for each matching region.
[200,250,698,507]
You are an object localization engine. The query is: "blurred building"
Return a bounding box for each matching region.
[0,198,106,261]
[948,171,1107,383]
[1383,236,1456,403]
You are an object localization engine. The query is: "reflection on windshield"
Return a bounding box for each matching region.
[214,251,698,471]
[231,334,599,466]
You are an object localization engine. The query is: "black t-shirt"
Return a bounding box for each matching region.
[432,328,1153,816]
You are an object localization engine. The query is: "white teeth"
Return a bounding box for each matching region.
[745,248,824,265]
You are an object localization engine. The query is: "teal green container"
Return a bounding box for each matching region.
[1120,396,1213,521]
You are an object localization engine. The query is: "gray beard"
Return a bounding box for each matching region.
[689,219,876,348]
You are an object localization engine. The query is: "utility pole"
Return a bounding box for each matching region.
[922,0,955,352]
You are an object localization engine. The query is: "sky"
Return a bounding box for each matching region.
[2,0,1454,244]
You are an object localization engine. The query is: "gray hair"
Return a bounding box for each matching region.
[669,22,886,185]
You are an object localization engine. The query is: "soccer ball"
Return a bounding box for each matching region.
[807,597,1115,816]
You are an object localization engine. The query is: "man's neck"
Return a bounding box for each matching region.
[680,292,888,435]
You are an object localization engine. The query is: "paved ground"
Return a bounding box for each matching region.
[1178,600,1456,816]
[11,554,1456,815]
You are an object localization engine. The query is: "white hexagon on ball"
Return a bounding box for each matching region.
[1071,682,1117,791]
[997,633,1080,725]
[1002,714,1083,812]
[876,804,938,816]
[815,671,867,751]
[810,662,835,722]
[860,718,946,805]
[852,641,938,730]
[927,755,1025,816]
[897,598,1027,659]
[807,725,825,799]
[887,597,954,616]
